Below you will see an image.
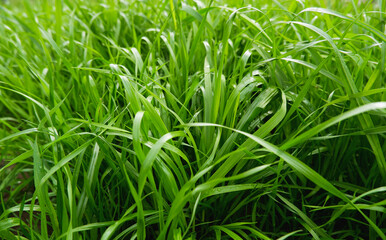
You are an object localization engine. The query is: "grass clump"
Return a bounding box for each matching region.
[0,0,385,239]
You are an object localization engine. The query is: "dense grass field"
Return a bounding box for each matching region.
[0,0,385,239]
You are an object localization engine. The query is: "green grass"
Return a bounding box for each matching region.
[0,0,385,239]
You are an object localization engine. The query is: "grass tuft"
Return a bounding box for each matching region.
[0,0,385,239]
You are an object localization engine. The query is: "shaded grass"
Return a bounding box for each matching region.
[0,0,385,239]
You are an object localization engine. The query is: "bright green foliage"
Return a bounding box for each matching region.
[0,0,385,239]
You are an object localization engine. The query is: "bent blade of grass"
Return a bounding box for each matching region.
[299,8,386,42]
[0,150,33,173]
[282,102,386,149]
[211,225,243,240]
[325,186,386,226]
[201,183,270,199]
[39,139,94,187]
[277,230,303,240]
[0,218,20,233]
[0,128,38,144]
[218,223,272,240]
[100,205,137,240]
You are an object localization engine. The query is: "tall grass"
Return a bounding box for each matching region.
[0,0,385,239]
